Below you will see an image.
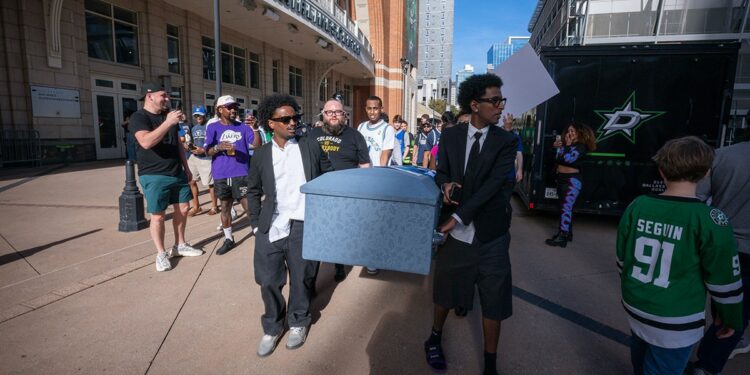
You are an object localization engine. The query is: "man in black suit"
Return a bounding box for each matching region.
[424,74,518,375]
[248,94,333,357]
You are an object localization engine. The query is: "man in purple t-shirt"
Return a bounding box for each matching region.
[204,95,255,255]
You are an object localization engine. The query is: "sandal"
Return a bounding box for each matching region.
[207,208,220,215]
[424,341,447,371]
[188,207,203,217]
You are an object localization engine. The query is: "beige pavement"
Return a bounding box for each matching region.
[0,161,747,374]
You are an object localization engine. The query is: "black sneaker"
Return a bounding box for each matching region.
[216,238,235,255]
[334,264,347,282]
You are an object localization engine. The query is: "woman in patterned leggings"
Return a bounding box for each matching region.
[545,123,597,248]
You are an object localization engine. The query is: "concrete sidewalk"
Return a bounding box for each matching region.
[0,161,747,374]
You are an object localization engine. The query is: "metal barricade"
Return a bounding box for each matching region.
[0,129,42,167]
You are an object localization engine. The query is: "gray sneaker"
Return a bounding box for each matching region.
[257,334,281,357]
[170,243,203,257]
[286,326,307,349]
[729,336,750,359]
[155,252,171,272]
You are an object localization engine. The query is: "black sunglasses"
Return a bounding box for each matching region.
[269,114,302,124]
[475,96,507,107]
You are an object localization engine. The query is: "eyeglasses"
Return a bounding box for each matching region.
[475,96,507,107]
[269,114,302,124]
[322,110,346,117]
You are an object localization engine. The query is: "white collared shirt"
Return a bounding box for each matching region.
[269,138,307,243]
[451,123,489,244]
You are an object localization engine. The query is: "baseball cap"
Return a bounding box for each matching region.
[192,105,207,116]
[139,82,164,101]
[215,95,237,108]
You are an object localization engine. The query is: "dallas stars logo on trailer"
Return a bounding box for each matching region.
[594,92,666,143]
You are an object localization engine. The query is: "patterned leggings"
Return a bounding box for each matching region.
[556,173,582,233]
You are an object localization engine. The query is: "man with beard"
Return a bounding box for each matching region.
[309,99,371,282]
[248,94,332,356]
[424,74,518,375]
[130,83,203,272]
[204,95,255,255]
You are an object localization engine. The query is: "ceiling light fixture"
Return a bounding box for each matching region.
[263,7,280,21]
[316,37,330,48]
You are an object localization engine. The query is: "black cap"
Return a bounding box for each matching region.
[140,82,164,101]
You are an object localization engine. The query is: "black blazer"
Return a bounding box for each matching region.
[435,122,518,242]
[247,136,333,234]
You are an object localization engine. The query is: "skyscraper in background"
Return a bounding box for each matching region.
[417,0,454,104]
[455,64,474,90]
[487,36,530,70]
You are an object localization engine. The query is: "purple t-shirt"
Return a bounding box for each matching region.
[204,120,255,179]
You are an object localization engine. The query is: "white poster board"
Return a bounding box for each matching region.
[491,44,559,118]
[30,86,81,118]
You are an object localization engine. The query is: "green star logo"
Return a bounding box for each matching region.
[594,92,666,143]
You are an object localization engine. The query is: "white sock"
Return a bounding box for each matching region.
[223,227,233,241]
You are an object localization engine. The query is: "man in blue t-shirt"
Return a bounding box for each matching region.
[415,121,436,167]
[186,105,219,216]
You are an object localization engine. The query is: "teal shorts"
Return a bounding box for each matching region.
[139,173,193,213]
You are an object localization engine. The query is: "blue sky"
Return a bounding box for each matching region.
[451,0,538,76]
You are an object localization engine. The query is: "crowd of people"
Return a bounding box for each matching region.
[127,73,748,374]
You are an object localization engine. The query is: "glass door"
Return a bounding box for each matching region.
[93,93,125,159]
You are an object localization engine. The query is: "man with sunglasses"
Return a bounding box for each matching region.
[424,74,517,375]
[309,99,371,282]
[204,95,255,255]
[248,94,332,356]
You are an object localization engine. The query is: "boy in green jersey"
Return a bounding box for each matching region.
[617,136,743,375]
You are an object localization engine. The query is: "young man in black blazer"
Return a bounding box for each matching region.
[247,94,333,357]
[424,74,518,375]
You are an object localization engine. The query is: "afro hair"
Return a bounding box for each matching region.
[457,73,503,114]
[257,94,301,132]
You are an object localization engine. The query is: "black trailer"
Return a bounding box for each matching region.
[516,43,739,215]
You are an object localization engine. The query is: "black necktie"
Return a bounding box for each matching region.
[465,131,482,176]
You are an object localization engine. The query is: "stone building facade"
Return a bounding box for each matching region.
[0,0,417,164]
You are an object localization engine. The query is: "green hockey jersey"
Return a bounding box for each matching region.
[617,195,743,349]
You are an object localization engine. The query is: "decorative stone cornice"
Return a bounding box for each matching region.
[44,0,64,68]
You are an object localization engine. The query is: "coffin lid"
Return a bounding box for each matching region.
[301,166,440,206]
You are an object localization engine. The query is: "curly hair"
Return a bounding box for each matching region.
[566,123,597,151]
[457,73,503,114]
[257,94,301,132]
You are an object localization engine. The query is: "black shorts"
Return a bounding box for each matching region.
[214,176,248,200]
[433,232,512,321]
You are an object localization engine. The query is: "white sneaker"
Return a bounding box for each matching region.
[170,243,203,257]
[155,252,171,272]
[286,326,307,349]
[231,206,238,220]
[257,334,281,357]
[729,336,750,359]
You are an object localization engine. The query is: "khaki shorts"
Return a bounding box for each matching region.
[187,156,213,186]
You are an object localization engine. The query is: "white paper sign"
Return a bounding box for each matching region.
[30,86,81,118]
[491,44,559,118]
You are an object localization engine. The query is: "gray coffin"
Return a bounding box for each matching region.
[301,167,440,275]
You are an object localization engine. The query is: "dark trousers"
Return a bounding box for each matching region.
[556,172,582,233]
[696,252,750,373]
[254,220,318,336]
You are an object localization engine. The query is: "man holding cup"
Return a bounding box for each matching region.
[205,95,255,255]
[130,83,204,272]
